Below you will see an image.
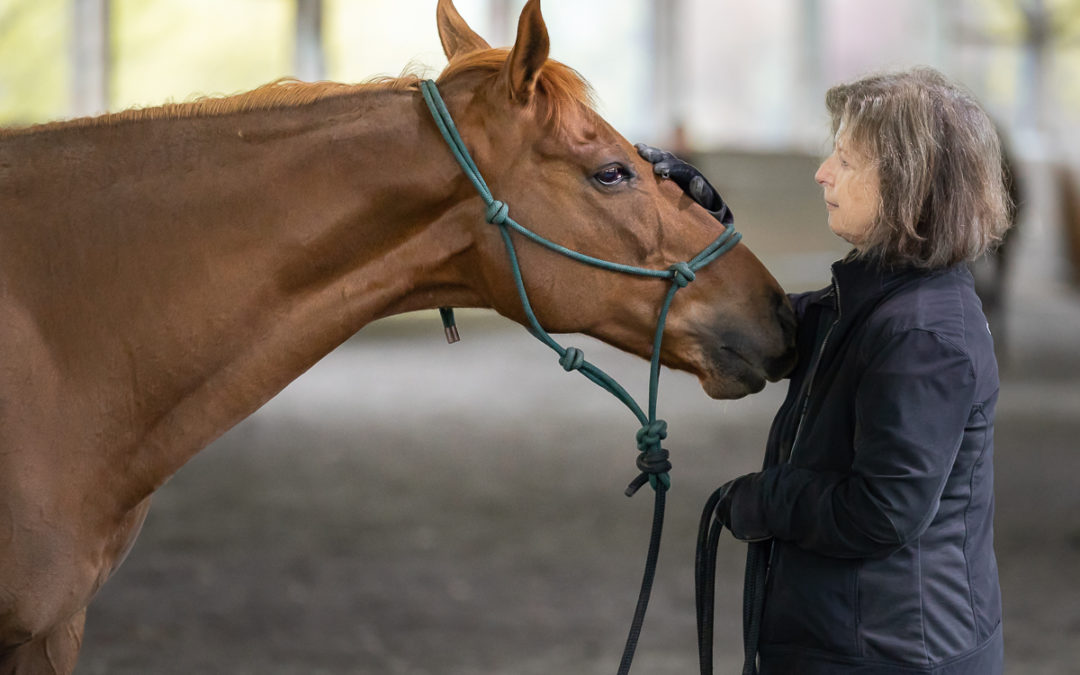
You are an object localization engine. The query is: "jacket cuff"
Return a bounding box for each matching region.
[729,472,772,542]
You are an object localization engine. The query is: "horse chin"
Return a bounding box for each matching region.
[699,348,770,400]
[700,370,767,400]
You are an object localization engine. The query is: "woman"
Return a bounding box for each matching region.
[640,67,1011,674]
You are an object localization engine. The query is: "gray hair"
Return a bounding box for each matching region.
[826,67,1012,269]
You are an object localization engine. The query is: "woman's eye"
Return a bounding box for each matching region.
[595,165,630,186]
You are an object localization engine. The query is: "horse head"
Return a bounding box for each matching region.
[431,0,795,399]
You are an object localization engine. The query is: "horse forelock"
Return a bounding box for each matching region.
[436,48,598,137]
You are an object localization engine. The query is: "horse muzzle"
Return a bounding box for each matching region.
[698,292,797,399]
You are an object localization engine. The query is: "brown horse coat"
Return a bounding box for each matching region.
[0,1,794,671]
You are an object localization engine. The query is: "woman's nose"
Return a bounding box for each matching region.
[815,157,834,186]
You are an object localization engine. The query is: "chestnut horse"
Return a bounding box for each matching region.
[0,0,794,671]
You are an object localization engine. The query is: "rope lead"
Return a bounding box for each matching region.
[439,307,460,344]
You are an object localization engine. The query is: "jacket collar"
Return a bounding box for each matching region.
[825,252,933,318]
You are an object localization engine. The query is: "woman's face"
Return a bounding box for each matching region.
[814,131,880,246]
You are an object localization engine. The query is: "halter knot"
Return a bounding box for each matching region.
[559,347,585,372]
[635,447,672,477]
[669,262,696,288]
[485,200,510,226]
[635,419,668,453]
[626,423,672,496]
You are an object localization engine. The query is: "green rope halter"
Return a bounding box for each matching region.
[419,78,741,673]
[420,78,740,494]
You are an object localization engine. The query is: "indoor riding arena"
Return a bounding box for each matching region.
[2,2,1079,674]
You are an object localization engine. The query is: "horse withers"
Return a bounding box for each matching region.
[0,1,795,671]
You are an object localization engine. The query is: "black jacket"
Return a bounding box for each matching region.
[735,256,1003,674]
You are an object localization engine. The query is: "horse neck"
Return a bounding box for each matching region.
[1,86,483,507]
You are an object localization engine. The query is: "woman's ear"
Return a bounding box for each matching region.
[503,0,549,103]
[436,0,490,61]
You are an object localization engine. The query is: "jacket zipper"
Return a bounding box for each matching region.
[787,273,842,465]
[764,274,842,584]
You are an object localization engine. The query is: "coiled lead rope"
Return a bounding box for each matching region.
[696,490,767,675]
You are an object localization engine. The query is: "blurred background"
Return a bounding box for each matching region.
[2,1,1079,673]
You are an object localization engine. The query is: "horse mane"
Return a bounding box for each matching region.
[0,77,410,137]
[101,77,414,123]
[2,48,595,138]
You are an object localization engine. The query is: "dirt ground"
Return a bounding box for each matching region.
[76,156,1080,674]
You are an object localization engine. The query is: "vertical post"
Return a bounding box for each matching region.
[796,0,824,150]
[488,0,512,47]
[651,0,683,149]
[70,0,110,117]
[1017,0,1048,136]
[295,0,325,81]
[925,0,949,74]
[1012,0,1064,287]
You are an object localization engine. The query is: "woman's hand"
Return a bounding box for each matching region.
[635,143,734,226]
[714,472,771,542]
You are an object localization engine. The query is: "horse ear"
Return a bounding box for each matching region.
[504,0,549,103]
[436,0,490,60]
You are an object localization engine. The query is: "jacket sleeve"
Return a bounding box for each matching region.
[736,328,977,558]
[788,291,817,323]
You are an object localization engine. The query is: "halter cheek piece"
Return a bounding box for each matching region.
[419,79,741,674]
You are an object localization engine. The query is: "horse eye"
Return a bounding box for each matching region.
[594,165,630,186]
